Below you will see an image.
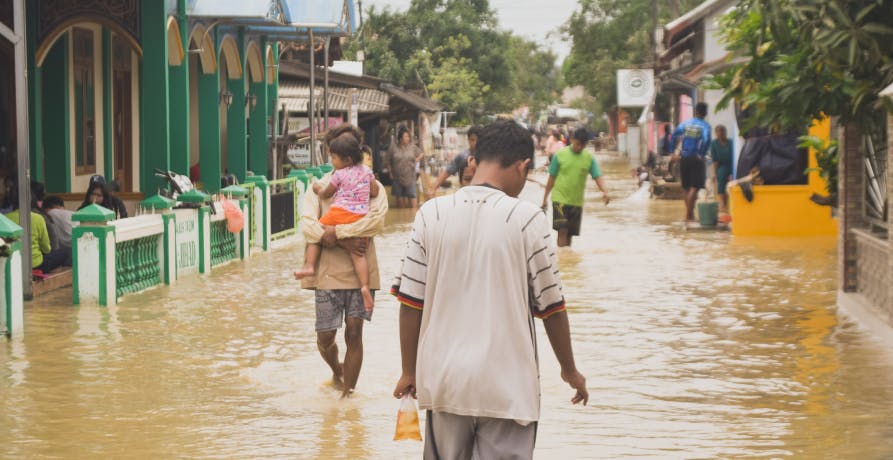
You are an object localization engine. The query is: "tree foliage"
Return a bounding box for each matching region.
[712,0,893,133]
[344,0,560,123]
[562,0,702,118]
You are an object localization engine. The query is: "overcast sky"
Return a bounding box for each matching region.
[361,0,580,63]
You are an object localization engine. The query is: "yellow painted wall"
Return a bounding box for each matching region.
[729,117,838,236]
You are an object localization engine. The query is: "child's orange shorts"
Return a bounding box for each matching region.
[319,206,365,226]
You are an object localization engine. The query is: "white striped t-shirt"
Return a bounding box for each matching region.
[392,185,566,423]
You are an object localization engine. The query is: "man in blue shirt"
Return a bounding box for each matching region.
[671,102,711,222]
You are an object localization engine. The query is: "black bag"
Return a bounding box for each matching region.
[736,133,808,185]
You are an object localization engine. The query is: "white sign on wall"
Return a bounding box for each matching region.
[617,69,654,107]
[175,210,199,275]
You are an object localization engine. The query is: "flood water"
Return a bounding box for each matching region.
[3,154,893,459]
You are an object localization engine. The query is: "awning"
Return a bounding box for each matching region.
[663,0,734,47]
[279,82,390,114]
[381,83,441,113]
[684,53,749,83]
[186,0,284,22]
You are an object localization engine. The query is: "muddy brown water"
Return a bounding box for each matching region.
[3,154,893,459]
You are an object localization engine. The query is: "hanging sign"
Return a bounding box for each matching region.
[617,69,654,107]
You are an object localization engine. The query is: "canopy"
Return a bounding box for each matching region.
[186,0,284,22]
[281,0,357,35]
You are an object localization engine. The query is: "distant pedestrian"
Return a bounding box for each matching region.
[393,119,588,459]
[709,124,733,220]
[385,126,423,210]
[671,102,711,222]
[542,127,610,247]
[427,125,481,197]
[545,128,565,163]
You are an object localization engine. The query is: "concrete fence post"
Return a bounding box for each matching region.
[245,175,271,251]
[139,195,177,285]
[72,204,117,306]
[0,215,24,337]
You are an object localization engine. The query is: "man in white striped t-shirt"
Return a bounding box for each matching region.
[392,120,588,459]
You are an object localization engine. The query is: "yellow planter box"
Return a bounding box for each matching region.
[728,116,837,236]
[729,185,837,236]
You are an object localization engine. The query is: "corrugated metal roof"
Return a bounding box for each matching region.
[279,82,390,114]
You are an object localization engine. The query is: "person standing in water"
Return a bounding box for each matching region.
[393,120,588,459]
[541,128,610,247]
[709,124,734,222]
[671,102,711,222]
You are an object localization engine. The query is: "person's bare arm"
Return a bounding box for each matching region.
[393,305,423,398]
[300,186,325,244]
[370,180,380,198]
[317,182,337,199]
[428,170,450,197]
[543,311,588,405]
[594,176,610,205]
[542,175,556,209]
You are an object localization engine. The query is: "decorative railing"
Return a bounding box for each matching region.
[862,120,888,233]
[115,234,162,297]
[210,218,238,267]
[67,175,280,307]
[111,214,166,298]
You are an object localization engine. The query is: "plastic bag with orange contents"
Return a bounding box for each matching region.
[393,396,422,441]
[221,198,244,233]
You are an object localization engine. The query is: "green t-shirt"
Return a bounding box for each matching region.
[5,210,51,268]
[548,146,602,207]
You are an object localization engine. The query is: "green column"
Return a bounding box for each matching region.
[140,0,171,192]
[226,31,247,182]
[199,70,222,193]
[249,39,269,178]
[169,1,190,177]
[103,29,113,181]
[26,9,43,183]
[267,42,279,178]
[42,36,70,193]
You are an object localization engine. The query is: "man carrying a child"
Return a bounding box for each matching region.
[298,125,388,398]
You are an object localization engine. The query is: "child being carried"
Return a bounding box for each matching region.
[294,125,379,311]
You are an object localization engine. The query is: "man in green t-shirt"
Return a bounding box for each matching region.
[541,128,610,247]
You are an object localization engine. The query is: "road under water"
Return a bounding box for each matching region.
[3,154,893,459]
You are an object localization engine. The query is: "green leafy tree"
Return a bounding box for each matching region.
[562,0,702,120]
[712,0,893,199]
[712,0,893,133]
[345,0,560,123]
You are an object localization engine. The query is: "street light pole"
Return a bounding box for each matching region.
[13,0,32,299]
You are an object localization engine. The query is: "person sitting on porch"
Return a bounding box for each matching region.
[79,175,128,219]
[42,196,73,253]
[4,184,69,273]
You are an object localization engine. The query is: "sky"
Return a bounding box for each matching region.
[362,0,580,63]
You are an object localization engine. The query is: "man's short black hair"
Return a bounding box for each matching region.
[695,102,708,118]
[467,125,482,138]
[474,120,534,168]
[572,127,590,143]
[43,195,64,209]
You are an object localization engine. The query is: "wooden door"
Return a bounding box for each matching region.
[112,37,132,191]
